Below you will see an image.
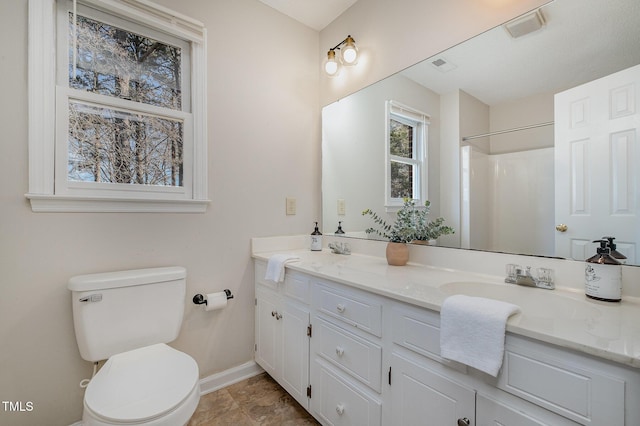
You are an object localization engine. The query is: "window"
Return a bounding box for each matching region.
[385,101,429,208]
[27,0,208,212]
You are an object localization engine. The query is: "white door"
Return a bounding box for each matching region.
[555,64,640,262]
[390,353,475,426]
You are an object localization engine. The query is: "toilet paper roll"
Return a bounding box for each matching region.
[205,291,228,311]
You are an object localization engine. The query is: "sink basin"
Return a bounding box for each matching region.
[439,281,601,322]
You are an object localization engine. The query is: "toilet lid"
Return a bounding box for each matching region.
[85,344,199,423]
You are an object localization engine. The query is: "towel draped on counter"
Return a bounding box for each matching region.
[439,294,520,377]
[264,253,300,283]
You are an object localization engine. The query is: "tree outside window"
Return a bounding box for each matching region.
[68,14,184,187]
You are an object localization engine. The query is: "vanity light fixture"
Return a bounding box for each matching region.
[324,35,359,77]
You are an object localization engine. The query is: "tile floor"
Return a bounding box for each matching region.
[188,373,320,425]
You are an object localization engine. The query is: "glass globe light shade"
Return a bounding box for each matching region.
[324,50,340,76]
[341,36,358,65]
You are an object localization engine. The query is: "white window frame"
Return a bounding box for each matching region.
[27,0,209,213]
[385,100,430,209]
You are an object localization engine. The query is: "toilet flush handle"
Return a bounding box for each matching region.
[79,294,102,303]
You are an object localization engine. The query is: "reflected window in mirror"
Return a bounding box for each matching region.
[385,101,430,208]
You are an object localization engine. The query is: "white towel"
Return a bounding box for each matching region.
[264,253,300,282]
[439,294,520,377]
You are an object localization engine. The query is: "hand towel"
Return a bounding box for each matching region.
[439,294,520,377]
[264,253,300,283]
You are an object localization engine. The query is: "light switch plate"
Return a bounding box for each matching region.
[337,199,346,215]
[286,197,297,215]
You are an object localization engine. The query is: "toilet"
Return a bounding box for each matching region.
[68,267,200,426]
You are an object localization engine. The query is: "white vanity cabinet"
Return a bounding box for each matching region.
[254,261,311,409]
[388,302,562,426]
[253,260,640,425]
[309,280,384,426]
[389,301,631,426]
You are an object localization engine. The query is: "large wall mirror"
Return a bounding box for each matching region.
[322,0,640,265]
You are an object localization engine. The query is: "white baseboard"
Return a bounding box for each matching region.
[199,360,264,395]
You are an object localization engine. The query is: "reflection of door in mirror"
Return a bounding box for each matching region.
[555,64,640,263]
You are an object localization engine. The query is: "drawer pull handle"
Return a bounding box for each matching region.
[271,311,276,317]
[335,346,345,357]
[457,418,470,426]
[336,303,346,313]
[271,311,282,320]
[336,403,345,415]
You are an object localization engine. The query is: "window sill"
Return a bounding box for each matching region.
[25,194,210,213]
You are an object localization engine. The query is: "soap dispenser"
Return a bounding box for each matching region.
[310,222,323,251]
[585,239,622,302]
[603,236,627,264]
[335,221,345,234]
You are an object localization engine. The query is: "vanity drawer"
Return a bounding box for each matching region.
[283,272,310,305]
[315,317,382,392]
[391,303,464,371]
[254,261,278,291]
[312,360,382,426]
[498,337,625,425]
[313,282,382,337]
[392,304,440,357]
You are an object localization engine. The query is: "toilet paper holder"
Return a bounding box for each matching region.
[193,289,233,306]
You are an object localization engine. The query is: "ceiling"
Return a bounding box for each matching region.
[400,0,640,106]
[257,0,640,107]
[257,0,358,31]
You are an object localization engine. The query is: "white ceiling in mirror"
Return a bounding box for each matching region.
[321,0,640,265]
[401,0,640,105]
[257,0,359,31]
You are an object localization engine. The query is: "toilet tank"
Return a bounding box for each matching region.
[68,267,187,362]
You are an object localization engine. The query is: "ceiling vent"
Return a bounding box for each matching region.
[430,57,457,73]
[504,9,545,39]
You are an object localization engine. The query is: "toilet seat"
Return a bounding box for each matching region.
[84,344,199,424]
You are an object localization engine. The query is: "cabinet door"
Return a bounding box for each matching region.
[280,299,310,409]
[255,287,281,378]
[391,353,475,426]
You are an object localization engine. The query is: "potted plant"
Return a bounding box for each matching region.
[410,200,455,244]
[362,198,454,265]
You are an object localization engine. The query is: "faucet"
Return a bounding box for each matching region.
[505,265,554,290]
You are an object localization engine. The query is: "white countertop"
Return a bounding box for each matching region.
[253,248,640,369]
